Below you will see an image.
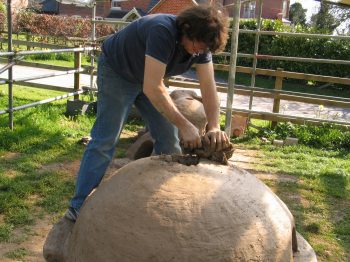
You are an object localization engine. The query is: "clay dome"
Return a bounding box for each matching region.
[67,157,315,261]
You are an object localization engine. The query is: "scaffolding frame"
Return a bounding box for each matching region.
[224,0,350,135]
[1,0,350,132]
[1,0,97,129]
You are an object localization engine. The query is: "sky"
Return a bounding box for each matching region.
[289,0,348,33]
[290,0,321,21]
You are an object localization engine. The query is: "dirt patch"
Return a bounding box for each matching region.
[0,216,53,262]
[2,169,18,178]
[0,152,22,161]
[39,160,81,176]
[229,148,297,183]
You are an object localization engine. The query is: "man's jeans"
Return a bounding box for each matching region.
[70,54,181,211]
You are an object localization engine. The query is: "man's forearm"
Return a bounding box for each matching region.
[203,91,221,130]
[144,83,189,128]
[196,62,221,130]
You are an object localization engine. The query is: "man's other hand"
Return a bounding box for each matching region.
[204,128,229,152]
[179,122,202,150]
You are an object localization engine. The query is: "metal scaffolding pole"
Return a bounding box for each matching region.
[239,29,350,40]
[218,52,350,65]
[0,90,85,115]
[224,0,241,136]
[90,5,96,92]
[0,68,86,85]
[247,0,263,118]
[0,61,15,74]
[222,107,350,127]
[7,0,13,130]
[0,47,94,57]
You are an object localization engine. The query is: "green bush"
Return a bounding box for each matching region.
[245,122,350,150]
[26,53,56,60]
[215,19,350,78]
[0,1,6,32]
[55,52,74,62]
[25,52,74,61]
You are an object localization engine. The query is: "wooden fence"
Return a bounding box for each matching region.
[165,64,350,127]
[1,38,349,127]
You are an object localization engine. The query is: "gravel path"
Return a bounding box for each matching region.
[1,63,349,122]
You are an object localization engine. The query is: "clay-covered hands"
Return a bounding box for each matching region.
[179,122,202,150]
[204,128,229,152]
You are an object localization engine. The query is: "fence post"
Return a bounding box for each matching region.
[271,68,284,128]
[26,32,30,51]
[74,46,82,100]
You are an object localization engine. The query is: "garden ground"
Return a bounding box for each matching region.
[1,144,348,261]
[0,145,290,262]
[0,82,348,262]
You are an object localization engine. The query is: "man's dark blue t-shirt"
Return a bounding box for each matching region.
[102,14,212,84]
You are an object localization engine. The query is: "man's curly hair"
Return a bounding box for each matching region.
[176,5,229,54]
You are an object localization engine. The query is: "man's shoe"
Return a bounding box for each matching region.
[64,207,79,222]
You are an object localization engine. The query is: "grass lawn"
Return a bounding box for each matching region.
[23,55,92,68]
[233,139,350,261]
[0,83,349,261]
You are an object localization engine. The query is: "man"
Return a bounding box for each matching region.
[66,4,230,221]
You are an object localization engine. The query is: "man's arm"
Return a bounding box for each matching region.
[196,62,229,151]
[143,55,201,150]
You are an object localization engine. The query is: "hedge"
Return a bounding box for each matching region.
[0,11,115,39]
[0,10,349,78]
[218,19,350,78]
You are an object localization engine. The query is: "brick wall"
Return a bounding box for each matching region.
[261,0,281,19]
[120,0,152,13]
[223,0,289,19]
[58,0,111,17]
[149,0,196,15]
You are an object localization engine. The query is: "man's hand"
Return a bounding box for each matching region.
[204,128,229,152]
[179,122,202,150]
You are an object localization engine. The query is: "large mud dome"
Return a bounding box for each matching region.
[63,156,316,261]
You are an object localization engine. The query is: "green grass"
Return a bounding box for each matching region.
[0,85,97,242]
[232,122,350,261]
[5,247,28,259]
[0,84,143,250]
[0,83,349,261]
[23,54,92,68]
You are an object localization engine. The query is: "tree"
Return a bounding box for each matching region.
[289,2,307,26]
[310,1,340,33]
[327,2,350,34]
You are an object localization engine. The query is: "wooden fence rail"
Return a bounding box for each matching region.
[0,42,349,127]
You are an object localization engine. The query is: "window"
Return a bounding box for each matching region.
[242,2,256,19]
[111,0,121,8]
[282,0,288,18]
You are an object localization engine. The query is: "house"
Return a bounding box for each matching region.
[106,0,146,20]
[40,0,290,21]
[222,0,290,20]
[121,0,290,20]
[39,0,111,17]
[106,6,142,21]
[148,0,197,15]
[107,0,197,18]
